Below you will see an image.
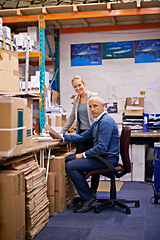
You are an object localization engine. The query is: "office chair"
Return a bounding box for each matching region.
[85,126,140,214]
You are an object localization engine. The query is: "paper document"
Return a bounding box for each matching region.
[44,123,62,140]
[126,106,143,110]
[34,136,59,142]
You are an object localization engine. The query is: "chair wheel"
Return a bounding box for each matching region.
[94,206,100,213]
[135,200,140,208]
[126,207,131,214]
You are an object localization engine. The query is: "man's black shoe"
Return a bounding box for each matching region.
[73,196,81,203]
[73,198,84,208]
[74,196,97,213]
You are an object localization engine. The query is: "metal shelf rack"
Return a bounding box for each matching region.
[1,1,160,132]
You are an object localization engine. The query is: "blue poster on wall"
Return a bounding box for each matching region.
[102,41,134,59]
[71,43,102,66]
[134,39,160,63]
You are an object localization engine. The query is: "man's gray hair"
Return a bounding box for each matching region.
[89,96,105,105]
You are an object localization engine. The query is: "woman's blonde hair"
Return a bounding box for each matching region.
[71,75,86,85]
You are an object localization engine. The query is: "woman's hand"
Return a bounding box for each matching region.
[75,153,83,159]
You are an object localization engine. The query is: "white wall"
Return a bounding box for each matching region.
[60,29,160,122]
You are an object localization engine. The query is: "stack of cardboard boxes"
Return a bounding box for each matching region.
[0,96,33,157]
[0,170,26,240]
[0,38,50,238]
[0,25,34,157]
[46,149,77,216]
[0,18,77,239]
[0,21,40,239]
[0,154,50,240]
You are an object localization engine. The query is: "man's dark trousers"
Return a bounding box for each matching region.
[66,154,111,200]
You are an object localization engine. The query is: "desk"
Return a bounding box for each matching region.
[28,138,62,168]
[131,132,160,138]
[130,132,160,146]
[129,132,160,182]
[0,138,61,166]
[0,138,68,180]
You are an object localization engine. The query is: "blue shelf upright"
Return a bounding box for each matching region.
[45,27,60,104]
[38,18,60,133]
[54,29,60,99]
[39,16,46,133]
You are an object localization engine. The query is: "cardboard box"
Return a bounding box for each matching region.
[47,172,55,197]
[49,156,66,173]
[51,90,59,105]
[0,96,33,157]
[48,151,75,173]
[47,113,66,127]
[0,96,27,157]
[55,172,66,196]
[47,150,77,212]
[0,170,25,240]
[14,94,33,148]
[54,172,66,212]
[124,97,144,116]
[56,115,67,127]
[9,156,49,239]
[0,49,20,93]
[25,98,33,148]
[47,172,55,216]
[47,113,67,132]
[48,196,55,216]
[55,194,66,213]
[25,167,46,192]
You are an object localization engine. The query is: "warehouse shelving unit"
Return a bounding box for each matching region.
[14,19,59,133]
[1,2,160,29]
[18,35,58,133]
[18,52,53,66]
[39,16,46,133]
[1,1,160,132]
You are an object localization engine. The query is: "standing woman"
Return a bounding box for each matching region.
[60,75,99,192]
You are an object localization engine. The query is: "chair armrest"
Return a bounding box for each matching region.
[93,152,118,175]
[96,152,117,156]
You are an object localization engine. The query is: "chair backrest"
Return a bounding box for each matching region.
[120,126,131,173]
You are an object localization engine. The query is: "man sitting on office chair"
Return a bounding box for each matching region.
[50,96,120,213]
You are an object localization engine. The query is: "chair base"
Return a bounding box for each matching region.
[94,198,140,214]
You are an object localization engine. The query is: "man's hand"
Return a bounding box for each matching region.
[75,153,83,159]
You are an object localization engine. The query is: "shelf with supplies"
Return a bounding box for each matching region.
[18,51,54,66]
